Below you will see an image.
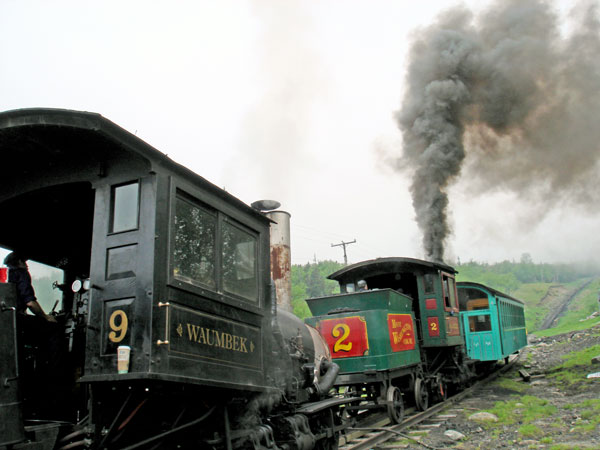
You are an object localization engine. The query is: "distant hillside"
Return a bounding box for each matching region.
[531,278,600,337]
[454,257,600,334]
[454,254,600,293]
[291,260,344,318]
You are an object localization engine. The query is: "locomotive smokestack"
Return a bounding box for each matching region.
[266,210,292,312]
[252,200,293,312]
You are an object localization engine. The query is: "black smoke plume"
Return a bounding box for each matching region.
[396,0,600,263]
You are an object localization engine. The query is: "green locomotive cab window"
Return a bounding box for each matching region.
[110,182,139,233]
[222,220,258,302]
[448,277,458,310]
[442,274,458,311]
[173,196,216,288]
[423,274,435,294]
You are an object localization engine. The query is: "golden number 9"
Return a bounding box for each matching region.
[108,309,128,343]
[332,323,353,352]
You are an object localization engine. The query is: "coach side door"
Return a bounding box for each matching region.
[462,311,497,361]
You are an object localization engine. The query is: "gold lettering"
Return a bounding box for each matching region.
[185,323,252,353]
[214,330,222,348]
[187,324,201,342]
[198,327,207,344]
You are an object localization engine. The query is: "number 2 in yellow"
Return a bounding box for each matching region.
[430,322,438,331]
[109,309,128,343]
[332,323,352,352]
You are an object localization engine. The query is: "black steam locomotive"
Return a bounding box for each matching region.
[0,108,343,449]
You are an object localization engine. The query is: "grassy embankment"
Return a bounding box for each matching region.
[521,277,600,337]
[473,277,600,447]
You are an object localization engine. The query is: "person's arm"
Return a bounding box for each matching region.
[13,269,55,322]
[26,300,57,323]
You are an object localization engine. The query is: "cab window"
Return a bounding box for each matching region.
[171,190,260,304]
[173,195,216,288]
[423,273,435,294]
[442,274,458,311]
[0,248,65,315]
[110,181,139,233]
[222,220,257,302]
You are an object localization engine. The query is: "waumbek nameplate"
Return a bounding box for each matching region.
[168,304,262,371]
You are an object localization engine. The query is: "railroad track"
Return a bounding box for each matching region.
[339,355,520,450]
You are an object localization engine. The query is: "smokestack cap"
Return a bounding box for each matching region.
[251,199,281,211]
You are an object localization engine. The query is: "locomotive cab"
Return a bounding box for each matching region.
[0,114,102,444]
[327,257,463,349]
[0,108,274,431]
[0,108,344,450]
[306,257,471,419]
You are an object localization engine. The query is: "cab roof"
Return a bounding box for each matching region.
[328,257,457,283]
[0,108,270,268]
[0,107,268,223]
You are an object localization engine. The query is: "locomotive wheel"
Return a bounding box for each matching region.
[414,377,429,411]
[386,386,404,424]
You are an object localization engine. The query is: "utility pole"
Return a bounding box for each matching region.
[331,239,356,265]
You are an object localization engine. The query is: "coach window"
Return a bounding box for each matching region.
[222,220,257,302]
[468,314,492,332]
[110,181,139,233]
[173,195,216,288]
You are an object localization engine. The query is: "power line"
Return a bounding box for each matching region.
[331,239,356,265]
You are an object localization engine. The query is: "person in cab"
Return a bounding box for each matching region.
[3,252,63,418]
[4,252,57,322]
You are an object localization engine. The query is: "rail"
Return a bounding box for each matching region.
[340,354,520,450]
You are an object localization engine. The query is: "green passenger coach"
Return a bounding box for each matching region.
[457,282,527,362]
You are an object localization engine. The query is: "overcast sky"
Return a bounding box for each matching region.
[2,0,598,267]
